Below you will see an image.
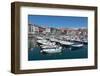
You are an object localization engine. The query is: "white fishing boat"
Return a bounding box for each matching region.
[59,40,74,46]
[49,38,59,42]
[40,46,62,54]
[70,44,83,50]
[50,38,74,46]
[37,39,49,45]
[39,40,62,54]
[37,36,44,40]
[83,40,88,44]
[71,44,83,47]
[40,43,57,49]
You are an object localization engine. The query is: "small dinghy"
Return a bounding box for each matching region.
[70,44,83,50]
[72,44,83,47]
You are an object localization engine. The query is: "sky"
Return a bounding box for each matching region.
[28,15,88,29]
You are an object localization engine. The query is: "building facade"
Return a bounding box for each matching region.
[28,24,39,34]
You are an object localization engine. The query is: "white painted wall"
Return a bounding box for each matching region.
[0,0,99,76]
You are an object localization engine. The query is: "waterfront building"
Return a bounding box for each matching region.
[28,24,39,34]
[50,28,61,35]
[28,23,88,43]
[38,27,45,33]
[45,27,51,33]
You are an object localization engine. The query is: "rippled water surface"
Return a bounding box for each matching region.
[28,44,88,61]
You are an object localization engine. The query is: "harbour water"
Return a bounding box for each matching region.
[28,44,88,61]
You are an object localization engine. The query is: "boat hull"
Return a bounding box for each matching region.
[41,48,62,54]
[71,44,83,50]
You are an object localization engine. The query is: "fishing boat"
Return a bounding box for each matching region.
[40,46,62,54]
[37,39,49,45]
[39,40,62,54]
[71,43,83,50]
[58,40,74,48]
[37,36,44,40]
[72,44,83,47]
[59,40,74,46]
[40,44,57,49]
[82,40,88,44]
